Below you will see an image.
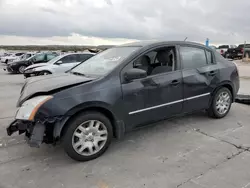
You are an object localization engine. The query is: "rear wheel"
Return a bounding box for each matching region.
[63,111,113,161]
[208,87,232,118]
[18,65,27,74]
[38,71,51,76]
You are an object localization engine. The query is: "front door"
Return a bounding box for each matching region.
[121,46,183,130]
[179,45,220,112]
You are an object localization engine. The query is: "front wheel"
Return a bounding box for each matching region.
[63,112,113,161]
[18,65,27,74]
[208,87,232,118]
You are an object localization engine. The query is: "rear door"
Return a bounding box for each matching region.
[179,45,220,112]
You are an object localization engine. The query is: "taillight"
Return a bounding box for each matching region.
[241,48,244,53]
[220,49,224,54]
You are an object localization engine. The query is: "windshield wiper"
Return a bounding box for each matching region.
[70,71,86,76]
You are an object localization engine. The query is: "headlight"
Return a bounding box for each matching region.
[15,95,53,121]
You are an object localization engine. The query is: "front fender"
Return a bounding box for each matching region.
[52,102,125,140]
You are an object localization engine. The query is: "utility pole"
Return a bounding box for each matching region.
[242,41,246,60]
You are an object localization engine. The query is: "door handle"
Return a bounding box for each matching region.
[170,80,180,86]
[208,71,216,76]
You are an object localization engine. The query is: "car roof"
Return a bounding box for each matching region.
[59,52,95,58]
[120,40,210,49]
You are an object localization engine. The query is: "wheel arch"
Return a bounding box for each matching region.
[210,81,235,105]
[54,103,125,141]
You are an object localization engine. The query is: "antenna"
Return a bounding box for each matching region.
[184,37,188,41]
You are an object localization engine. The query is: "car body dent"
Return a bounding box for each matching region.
[18,73,96,106]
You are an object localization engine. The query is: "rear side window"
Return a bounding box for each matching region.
[205,50,213,64]
[60,54,77,63]
[180,46,207,69]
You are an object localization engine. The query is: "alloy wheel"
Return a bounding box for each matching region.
[19,66,26,73]
[215,91,231,115]
[72,120,108,156]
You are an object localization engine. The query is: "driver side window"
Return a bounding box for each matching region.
[60,55,76,64]
[133,46,177,76]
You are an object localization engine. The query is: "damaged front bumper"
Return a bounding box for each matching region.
[6,116,68,148]
[7,120,45,148]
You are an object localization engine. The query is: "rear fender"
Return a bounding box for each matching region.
[209,81,235,106]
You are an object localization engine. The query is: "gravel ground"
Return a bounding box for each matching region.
[0,63,250,188]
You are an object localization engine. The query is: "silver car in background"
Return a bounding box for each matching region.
[23,52,95,78]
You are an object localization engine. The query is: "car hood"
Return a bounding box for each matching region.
[18,73,95,106]
[25,63,48,71]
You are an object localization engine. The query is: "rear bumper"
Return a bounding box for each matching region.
[6,120,45,148]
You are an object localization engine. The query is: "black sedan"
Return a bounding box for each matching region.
[4,52,58,74]
[7,41,239,161]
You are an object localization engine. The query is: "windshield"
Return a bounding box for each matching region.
[70,47,139,76]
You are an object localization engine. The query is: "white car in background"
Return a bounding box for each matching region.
[1,52,25,64]
[23,52,95,78]
[7,52,36,64]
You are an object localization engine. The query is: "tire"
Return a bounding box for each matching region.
[63,111,113,161]
[18,65,27,74]
[38,71,51,76]
[208,87,232,119]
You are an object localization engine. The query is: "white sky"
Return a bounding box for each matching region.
[0,0,249,46]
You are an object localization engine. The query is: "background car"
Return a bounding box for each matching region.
[216,45,237,57]
[7,52,36,64]
[23,52,95,77]
[226,44,250,59]
[3,52,58,74]
[0,52,25,64]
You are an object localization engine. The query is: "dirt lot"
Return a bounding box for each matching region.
[0,63,250,188]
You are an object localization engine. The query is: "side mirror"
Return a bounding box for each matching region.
[124,68,147,81]
[55,60,63,65]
